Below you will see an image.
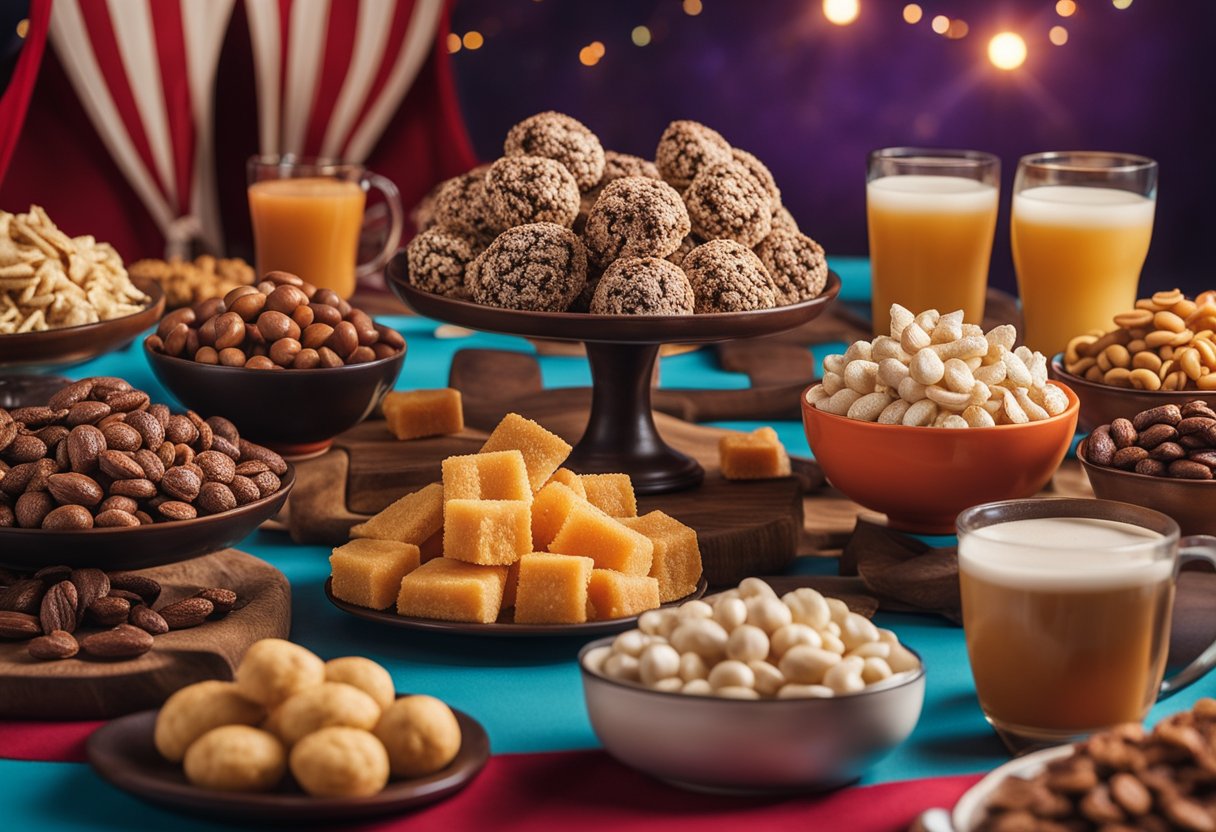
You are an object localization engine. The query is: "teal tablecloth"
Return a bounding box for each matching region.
[4,256,1213,831]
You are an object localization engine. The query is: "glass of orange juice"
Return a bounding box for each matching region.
[1012,151,1157,358]
[247,156,403,298]
[866,148,1000,336]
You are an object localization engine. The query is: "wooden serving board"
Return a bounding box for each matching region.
[0,549,291,720]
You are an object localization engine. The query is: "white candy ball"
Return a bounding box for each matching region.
[603,653,640,682]
[612,629,648,657]
[708,660,755,690]
[725,625,770,663]
[682,679,713,696]
[749,661,785,697]
[745,596,793,634]
[677,600,714,620]
[678,651,709,682]
[769,623,822,659]
[670,619,728,662]
[639,643,681,686]
[712,597,748,631]
[738,577,778,600]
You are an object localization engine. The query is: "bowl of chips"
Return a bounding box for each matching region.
[0,206,165,369]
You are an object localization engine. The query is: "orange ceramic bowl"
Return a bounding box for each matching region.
[801,384,1080,534]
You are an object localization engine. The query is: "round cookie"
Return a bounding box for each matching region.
[430,169,497,239]
[405,226,483,298]
[155,680,265,763]
[600,150,660,186]
[273,682,383,748]
[484,155,580,230]
[325,656,396,711]
[289,727,390,798]
[590,257,694,316]
[684,160,774,247]
[771,203,799,233]
[504,112,605,192]
[655,120,733,190]
[468,223,587,311]
[755,230,829,304]
[731,147,780,204]
[682,240,778,313]
[374,695,462,778]
[183,725,286,793]
[583,176,690,266]
[235,639,326,708]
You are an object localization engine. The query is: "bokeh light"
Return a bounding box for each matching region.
[462,31,484,50]
[822,0,860,26]
[682,0,703,16]
[446,33,461,53]
[988,32,1027,70]
[631,26,651,47]
[579,41,605,66]
[15,18,29,38]
[902,4,922,24]
[931,15,949,35]
[946,19,969,39]
[1049,25,1069,46]
[1055,0,1076,17]
[1113,0,1133,8]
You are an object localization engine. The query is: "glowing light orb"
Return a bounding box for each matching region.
[683,0,703,16]
[1049,25,1069,46]
[1113,0,1133,9]
[931,15,949,34]
[988,32,1027,70]
[903,4,922,24]
[462,31,484,50]
[1055,0,1076,17]
[823,0,860,26]
[631,26,651,47]
[446,33,461,53]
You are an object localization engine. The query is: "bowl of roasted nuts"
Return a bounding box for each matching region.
[0,377,293,570]
[1078,400,1216,536]
[801,305,1080,534]
[144,271,405,457]
[1052,289,1216,432]
[579,578,924,794]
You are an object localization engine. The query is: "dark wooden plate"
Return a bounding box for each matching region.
[0,277,165,369]
[0,467,294,570]
[325,575,708,637]
[87,704,490,824]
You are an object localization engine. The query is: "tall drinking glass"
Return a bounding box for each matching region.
[1012,152,1157,357]
[866,148,999,336]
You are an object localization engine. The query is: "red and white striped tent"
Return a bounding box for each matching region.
[0,0,476,262]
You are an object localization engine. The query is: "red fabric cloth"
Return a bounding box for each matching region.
[0,719,101,764]
[0,0,51,184]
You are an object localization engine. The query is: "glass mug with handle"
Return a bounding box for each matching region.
[866,147,1000,337]
[957,498,1216,751]
[247,156,404,299]
[1011,151,1157,358]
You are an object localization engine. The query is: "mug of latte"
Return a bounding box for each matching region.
[957,498,1216,750]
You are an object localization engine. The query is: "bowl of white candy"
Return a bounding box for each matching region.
[579,578,924,794]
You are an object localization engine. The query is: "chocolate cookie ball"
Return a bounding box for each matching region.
[469,222,587,311]
[755,230,828,304]
[430,168,497,238]
[406,226,483,298]
[682,240,777,313]
[583,176,690,266]
[732,148,781,204]
[684,161,774,247]
[655,120,733,190]
[590,257,695,316]
[600,150,661,186]
[771,204,799,233]
[484,156,580,230]
[413,163,490,233]
[504,112,605,192]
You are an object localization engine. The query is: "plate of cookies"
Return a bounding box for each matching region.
[324,412,708,637]
[0,206,166,369]
[86,639,490,823]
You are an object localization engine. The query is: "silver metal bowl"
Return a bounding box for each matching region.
[578,637,926,794]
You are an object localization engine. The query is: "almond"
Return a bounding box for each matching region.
[15,490,54,528]
[194,451,236,484]
[47,472,104,507]
[158,597,213,629]
[95,509,140,527]
[87,596,131,628]
[4,434,46,464]
[42,505,94,530]
[101,422,142,452]
[98,449,145,480]
[66,400,111,427]
[197,482,236,515]
[70,568,110,620]
[125,410,164,450]
[46,379,95,410]
[251,470,281,498]
[28,629,79,660]
[229,475,260,505]
[129,605,169,635]
[238,440,287,475]
[107,574,161,605]
[66,424,106,472]
[40,580,77,633]
[161,466,201,502]
[80,624,154,659]
[110,478,157,499]
[0,610,41,639]
[105,390,150,413]
[195,588,237,616]
[10,406,64,428]
[206,415,240,442]
[164,415,198,445]
[157,500,197,521]
[0,579,45,615]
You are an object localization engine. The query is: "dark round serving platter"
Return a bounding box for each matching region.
[387,252,839,494]
[87,703,489,824]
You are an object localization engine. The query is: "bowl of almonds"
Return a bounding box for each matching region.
[1052,288,1216,432]
[0,377,293,570]
[145,270,405,457]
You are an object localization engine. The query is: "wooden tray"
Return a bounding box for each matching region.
[0,549,291,720]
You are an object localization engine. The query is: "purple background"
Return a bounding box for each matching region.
[448,0,1216,296]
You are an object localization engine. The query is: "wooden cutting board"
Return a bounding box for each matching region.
[0,549,291,720]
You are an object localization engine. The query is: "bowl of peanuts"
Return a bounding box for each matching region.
[579,578,925,794]
[1053,289,1216,432]
[1078,400,1216,536]
[802,305,1080,534]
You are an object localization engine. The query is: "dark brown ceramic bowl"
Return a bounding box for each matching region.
[0,277,165,370]
[1050,355,1213,433]
[145,341,404,458]
[0,466,293,571]
[1078,442,1216,536]
[87,702,489,824]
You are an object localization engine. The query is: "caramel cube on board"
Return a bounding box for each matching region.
[545,467,587,499]
[349,483,444,545]
[620,511,703,602]
[719,427,791,480]
[443,499,533,566]
[396,558,507,623]
[587,569,661,620]
[513,553,595,624]
[329,539,421,610]
[579,473,637,517]
[548,502,653,575]
[480,413,571,491]
[531,482,585,552]
[502,560,521,609]
[382,389,464,440]
[443,450,532,503]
